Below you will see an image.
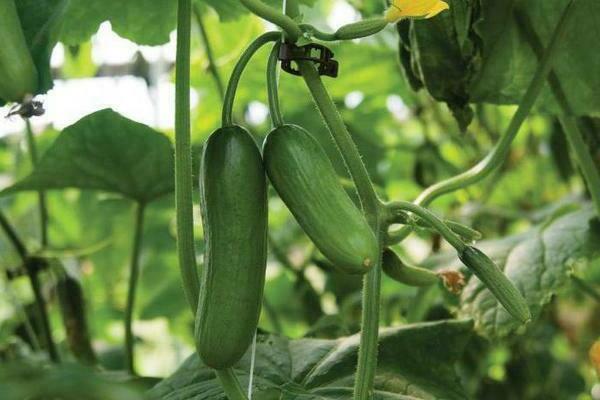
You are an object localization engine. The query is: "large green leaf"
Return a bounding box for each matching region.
[402,0,476,130]
[0,361,144,400]
[60,0,177,45]
[148,320,473,400]
[17,0,68,95]
[1,109,174,203]
[425,205,600,338]
[0,0,67,104]
[470,0,600,115]
[202,0,318,22]
[60,0,318,45]
[397,0,600,125]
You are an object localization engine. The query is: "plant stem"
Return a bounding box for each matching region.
[240,0,302,42]
[416,2,572,207]
[560,117,600,214]
[354,231,382,400]
[299,61,380,217]
[215,368,248,400]
[175,0,200,313]
[124,202,145,375]
[26,257,60,362]
[24,120,49,247]
[0,210,27,260]
[514,3,600,216]
[387,1,577,244]
[385,201,466,252]
[266,42,284,127]
[298,60,382,400]
[0,211,59,362]
[571,275,600,304]
[193,5,225,101]
[222,32,281,127]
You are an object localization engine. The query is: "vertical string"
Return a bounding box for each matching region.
[247,330,258,399]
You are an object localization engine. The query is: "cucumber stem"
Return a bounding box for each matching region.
[175,0,200,313]
[193,5,225,101]
[571,275,600,304]
[385,201,466,252]
[0,211,59,362]
[222,32,281,127]
[514,3,600,216]
[124,202,146,375]
[266,42,284,128]
[560,117,600,215]
[24,119,48,247]
[386,210,481,242]
[240,0,302,42]
[215,368,248,400]
[386,0,577,245]
[298,60,382,400]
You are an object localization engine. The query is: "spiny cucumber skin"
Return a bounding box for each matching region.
[334,18,387,40]
[196,126,268,370]
[459,246,531,323]
[0,0,38,103]
[263,124,377,275]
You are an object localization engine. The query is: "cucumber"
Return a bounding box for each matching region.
[382,248,439,286]
[0,0,38,103]
[263,124,377,274]
[196,125,268,369]
[459,246,531,323]
[334,18,387,40]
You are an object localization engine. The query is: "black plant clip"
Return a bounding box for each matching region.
[278,42,339,78]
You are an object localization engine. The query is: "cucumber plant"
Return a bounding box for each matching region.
[0,0,598,400]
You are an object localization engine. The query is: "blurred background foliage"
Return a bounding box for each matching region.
[0,0,599,399]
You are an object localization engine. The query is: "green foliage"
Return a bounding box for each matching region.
[426,204,600,338]
[149,320,473,399]
[398,0,600,129]
[61,0,177,45]
[2,109,174,203]
[0,1,598,399]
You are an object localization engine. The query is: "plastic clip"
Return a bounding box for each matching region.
[278,42,339,78]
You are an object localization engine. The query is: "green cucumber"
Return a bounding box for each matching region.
[196,125,268,369]
[0,0,38,103]
[382,248,439,286]
[459,246,531,323]
[334,18,387,40]
[263,124,377,274]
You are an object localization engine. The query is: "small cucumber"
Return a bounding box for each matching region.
[382,248,439,286]
[0,0,38,103]
[263,124,377,274]
[334,18,388,40]
[459,246,531,323]
[196,125,268,369]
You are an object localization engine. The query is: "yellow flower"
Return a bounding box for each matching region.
[384,0,450,23]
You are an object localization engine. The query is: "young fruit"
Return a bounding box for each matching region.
[459,246,531,323]
[263,124,377,274]
[196,125,268,370]
[382,248,439,286]
[0,0,38,103]
[334,18,388,40]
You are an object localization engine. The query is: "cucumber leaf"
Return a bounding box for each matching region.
[425,205,600,338]
[148,320,473,400]
[470,0,600,115]
[397,0,600,128]
[0,0,67,105]
[0,109,174,204]
[202,0,318,22]
[0,361,145,400]
[60,0,177,46]
[60,0,318,46]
